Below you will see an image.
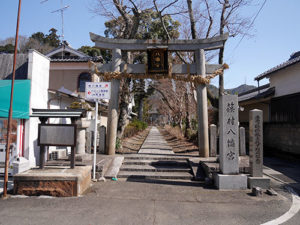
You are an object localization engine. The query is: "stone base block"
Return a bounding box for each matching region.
[214,174,247,190]
[248,177,270,189]
[74,154,93,162]
[13,166,92,197]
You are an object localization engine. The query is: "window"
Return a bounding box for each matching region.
[78,73,91,92]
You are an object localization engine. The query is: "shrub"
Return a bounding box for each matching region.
[123,119,148,139]
[186,128,198,143]
[164,125,184,140]
[116,137,122,149]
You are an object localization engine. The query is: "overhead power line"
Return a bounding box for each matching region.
[232,0,267,52]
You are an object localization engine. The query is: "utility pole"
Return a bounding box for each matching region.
[3,0,22,198]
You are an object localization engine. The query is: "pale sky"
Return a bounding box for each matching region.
[1,0,299,89]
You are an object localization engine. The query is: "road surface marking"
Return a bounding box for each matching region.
[261,187,300,225]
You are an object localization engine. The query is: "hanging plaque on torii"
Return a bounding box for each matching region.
[147,47,168,74]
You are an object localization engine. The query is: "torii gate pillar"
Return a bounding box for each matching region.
[196,49,209,157]
[106,48,121,155]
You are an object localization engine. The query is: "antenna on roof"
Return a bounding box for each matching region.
[41,0,69,42]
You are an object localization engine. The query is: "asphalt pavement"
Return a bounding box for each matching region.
[0,175,299,225]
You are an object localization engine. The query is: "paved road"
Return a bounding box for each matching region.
[0,180,296,225]
[263,156,300,195]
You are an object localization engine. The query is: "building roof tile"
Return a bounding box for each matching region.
[255,55,300,81]
[0,53,28,80]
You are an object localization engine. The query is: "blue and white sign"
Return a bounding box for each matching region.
[85,82,111,100]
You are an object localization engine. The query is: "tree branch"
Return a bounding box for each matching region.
[149,84,176,112]
[113,0,132,38]
[160,0,179,13]
[187,0,197,39]
[153,0,187,64]
[204,0,213,39]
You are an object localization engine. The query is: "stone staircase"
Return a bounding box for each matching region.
[118,154,193,180]
[118,127,194,180]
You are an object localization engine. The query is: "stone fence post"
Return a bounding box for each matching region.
[210,124,217,157]
[248,109,270,189]
[239,127,246,156]
[99,126,106,154]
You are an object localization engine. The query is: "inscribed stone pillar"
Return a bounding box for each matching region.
[76,119,91,155]
[76,128,86,154]
[99,126,106,154]
[249,109,263,177]
[239,127,246,156]
[86,131,92,154]
[219,95,239,174]
[106,48,121,155]
[195,49,209,157]
[210,124,217,157]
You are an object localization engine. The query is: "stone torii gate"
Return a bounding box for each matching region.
[90,32,228,157]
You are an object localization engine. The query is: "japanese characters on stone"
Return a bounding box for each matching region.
[219,95,239,175]
[226,102,237,161]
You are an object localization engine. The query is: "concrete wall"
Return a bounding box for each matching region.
[270,63,300,97]
[239,102,270,123]
[48,94,73,124]
[24,50,50,167]
[264,123,300,156]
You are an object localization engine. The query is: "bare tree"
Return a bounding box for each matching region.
[149,79,196,132]
[91,1,143,138]
[0,36,29,53]
[186,0,253,96]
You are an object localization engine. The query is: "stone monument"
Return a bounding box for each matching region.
[215,95,247,190]
[99,125,106,154]
[239,127,246,156]
[86,131,92,154]
[75,118,92,161]
[210,124,217,157]
[248,109,270,189]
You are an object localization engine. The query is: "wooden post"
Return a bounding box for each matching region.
[39,145,46,169]
[106,48,121,155]
[39,117,48,169]
[195,49,209,157]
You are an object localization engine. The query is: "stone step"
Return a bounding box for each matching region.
[123,159,189,167]
[124,155,189,161]
[118,171,193,180]
[120,164,191,173]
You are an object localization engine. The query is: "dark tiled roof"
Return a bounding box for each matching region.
[50,56,102,62]
[239,84,275,103]
[255,55,300,81]
[46,44,90,58]
[0,54,28,80]
[238,83,270,97]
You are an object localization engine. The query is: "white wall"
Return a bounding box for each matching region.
[48,94,74,154]
[270,63,300,97]
[24,50,50,167]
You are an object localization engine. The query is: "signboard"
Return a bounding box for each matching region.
[85,82,111,100]
[38,124,76,147]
